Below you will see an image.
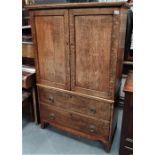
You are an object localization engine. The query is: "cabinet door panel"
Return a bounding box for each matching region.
[70,8,119,99]
[34,10,70,89]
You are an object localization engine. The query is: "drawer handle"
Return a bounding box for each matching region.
[124,146,133,151]
[89,107,96,114]
[48,113,55,120]
[89,125,96,133]
[125,138,133,143]
[48,96,54,103]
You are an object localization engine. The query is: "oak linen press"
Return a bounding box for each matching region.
[27,2,128,152]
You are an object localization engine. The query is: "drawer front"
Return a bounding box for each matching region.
[38,86,112,121]
[124,138,133,148]
[22,43,34,58]
[40,103,110,140]
[120,146,133,155]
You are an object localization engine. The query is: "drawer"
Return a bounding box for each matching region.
[38,86,112,121]
[120,145,133,155]
[22,43,34,58]
[124,138,133,148]
[40,103,110,140]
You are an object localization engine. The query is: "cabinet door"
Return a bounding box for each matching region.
[33,10,70,90]
[69,8,120,99]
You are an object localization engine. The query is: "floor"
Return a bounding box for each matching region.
[22,107,123,155]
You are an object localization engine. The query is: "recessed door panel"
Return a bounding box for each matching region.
[34,10,70,89]
[70,8,119,99]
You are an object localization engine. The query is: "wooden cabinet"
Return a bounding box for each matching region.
[27,2,128,152]
[119,71,133,155]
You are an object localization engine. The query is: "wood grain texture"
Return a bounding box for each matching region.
[28,3,128,152]
[37,83,114,103]
[69,8,121,100]
[40,103,110,141]
[35,16,65,83]
[29,11,41,83]
[115,8,128,92]
[75,15,112,92]
[34,10,70,90]
[38,86,112,121]
[26,2,129,10]
[108,11,121,100]
[22,43,34,58]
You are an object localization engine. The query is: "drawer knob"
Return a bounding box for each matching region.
[89,125,96,133]
[89,107,96,114]
[48,113,55,120]
[125,138,133,143]
[48,96,54,103]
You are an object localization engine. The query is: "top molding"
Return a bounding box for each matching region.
[25,2,129,10]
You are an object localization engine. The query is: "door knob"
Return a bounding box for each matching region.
[89,125,96,133]
[89,107,96,114]
[48,96,54,103]
[48,113,55,120]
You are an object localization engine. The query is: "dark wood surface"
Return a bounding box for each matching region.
[124,9,133,61]
[119,71,133,155]
[22,89,34,121]
[124,71,133,92]
[29,2,128,152]
[22,65,40,124]
[22,57,35,66]
[123,7,133,75]
[22,90,31,102]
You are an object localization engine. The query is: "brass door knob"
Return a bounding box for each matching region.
[89,107,96,114]
[89,125,96,133]
[48,113,55,120]
[48,96,54,103]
